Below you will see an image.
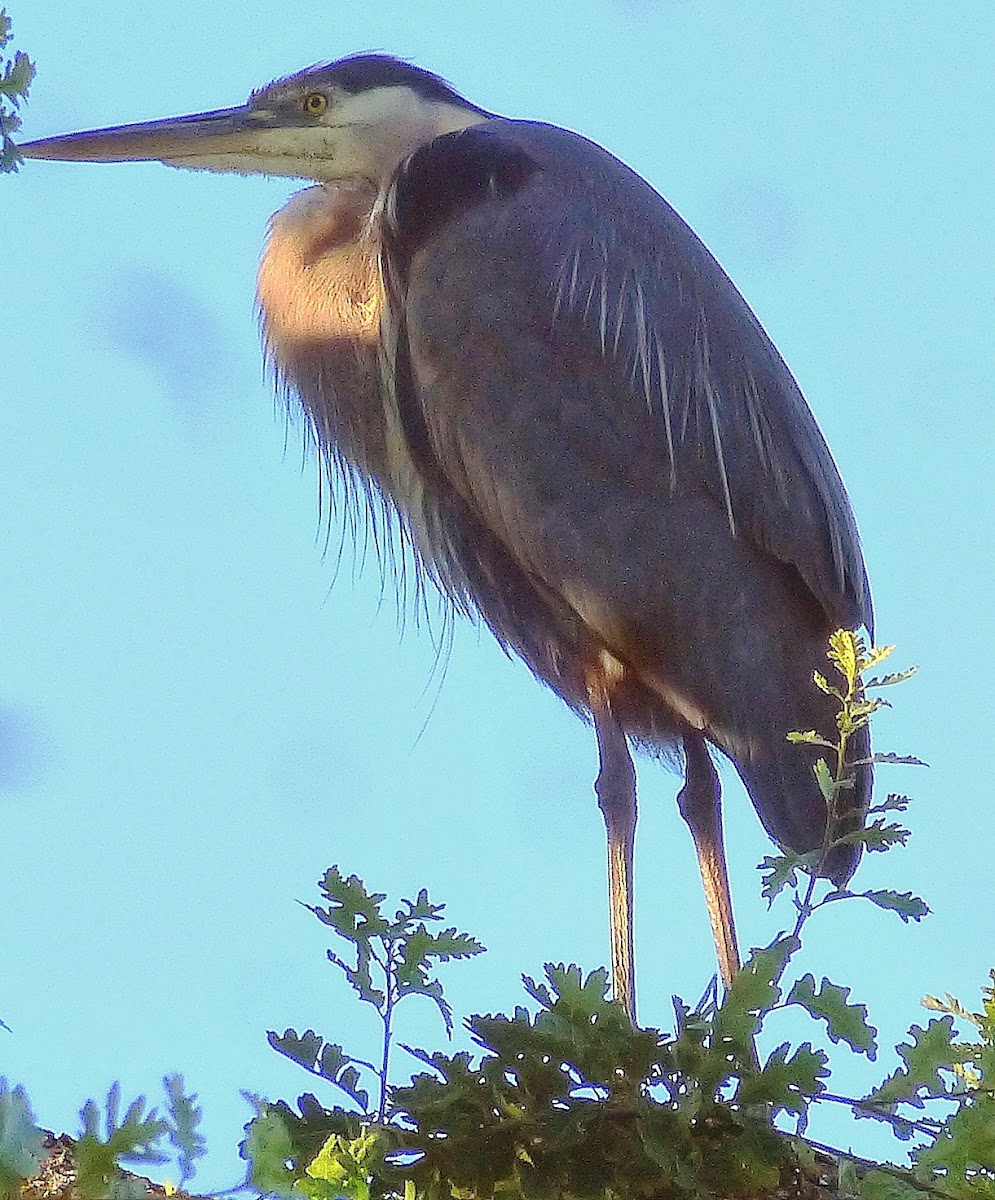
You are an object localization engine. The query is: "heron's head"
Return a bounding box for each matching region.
[19,54,490,188]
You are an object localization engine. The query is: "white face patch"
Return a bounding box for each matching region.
[163,88,487,184]
[296,85,488,186]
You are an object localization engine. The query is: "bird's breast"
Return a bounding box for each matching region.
[258,184,383,347]
[256,185,458,583]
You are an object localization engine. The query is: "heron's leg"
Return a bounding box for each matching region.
[588,677,638,1024]
[676,733,740,990]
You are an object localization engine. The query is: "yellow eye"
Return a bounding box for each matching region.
[302,92,328,117]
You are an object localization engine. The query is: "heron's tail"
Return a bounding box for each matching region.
[735,718,873,887]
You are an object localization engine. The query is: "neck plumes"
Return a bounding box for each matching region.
[259,181,382,347]
[257,181,391,483]
[256,176,441,577]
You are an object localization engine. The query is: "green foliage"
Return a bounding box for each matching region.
[271,867,484,1121]
[0,1075,207,1198]
[163,1073,208,1185]
[389,960,804,1199]
[859,1169,928,1200]
[298,1129,380,1200]
[0,1078,45,1198]
[857,978,995,1192]
[245,1092,363,1195]
[763,636,927,930]
[868,1016,968,1113]
[9,630,989,1198]
[800,633,923,866]
[778,633,991,1192]
[75,1082,170,1198]
[269,1029,372,1112]
[248,927,995,1200]
[0,8,34,172]
[307,867,485,1032]
[249,959,827,1200]
[758,851,804,904]
[712,934,798,1054]
[735,1041,828,1117]
[249,916,940,1200]
[240,632,984,1200]
[786,975,878,1058]
[243,1097,303,1197]
[861,890,931,924]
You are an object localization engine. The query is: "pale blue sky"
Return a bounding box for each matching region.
[3,1,994,1190]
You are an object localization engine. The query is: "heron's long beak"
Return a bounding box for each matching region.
[19,104,332,180]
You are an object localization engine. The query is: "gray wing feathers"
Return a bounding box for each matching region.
[511,121,872,633]
[384,118,872,637]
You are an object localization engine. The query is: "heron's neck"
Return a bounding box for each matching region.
[258,183,395,481]
[257,181,445,571]
[258,182,382,347]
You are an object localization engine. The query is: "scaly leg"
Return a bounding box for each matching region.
[589,683,638,1023]
[676,733,740,990]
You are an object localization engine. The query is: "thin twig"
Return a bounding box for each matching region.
[814,1092,947,1133]
[790,1134,959,1200]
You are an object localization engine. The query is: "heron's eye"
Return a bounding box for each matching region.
[302,92,328,117]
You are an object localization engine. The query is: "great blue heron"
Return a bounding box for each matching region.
[21,54,873,1022]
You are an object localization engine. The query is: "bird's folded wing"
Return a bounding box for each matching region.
[380,119,872,639]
